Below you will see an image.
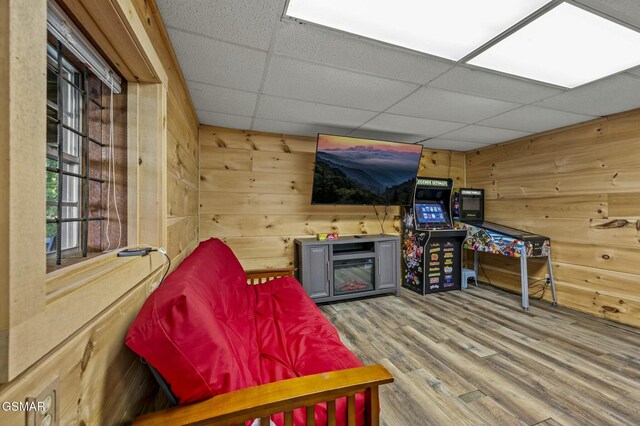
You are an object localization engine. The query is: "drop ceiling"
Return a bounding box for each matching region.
[157,0,640,151]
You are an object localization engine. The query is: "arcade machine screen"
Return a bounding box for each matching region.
[456,188,484,221]
[415,201,450,229]
[461,196,480,211]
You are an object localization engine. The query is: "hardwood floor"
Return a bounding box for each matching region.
[320,285,640,426]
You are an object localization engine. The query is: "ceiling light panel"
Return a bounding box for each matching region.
[468,2,640,88]
[285,0,552,61]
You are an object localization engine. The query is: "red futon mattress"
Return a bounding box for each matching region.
[126,238,365,426]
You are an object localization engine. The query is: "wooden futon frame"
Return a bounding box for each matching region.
[132,268,394,426]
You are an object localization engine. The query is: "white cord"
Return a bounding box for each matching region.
[104,72,122,250]
[110,74,122,249]
[104,75,112,250]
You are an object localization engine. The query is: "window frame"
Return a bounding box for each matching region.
[46,44,84,257]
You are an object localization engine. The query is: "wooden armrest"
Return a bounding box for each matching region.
[245,268,295,284]
[133,364,393,426]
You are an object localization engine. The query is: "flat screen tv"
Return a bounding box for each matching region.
[311,134,423,205]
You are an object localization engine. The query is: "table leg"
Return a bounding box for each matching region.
[474,250,478,277]
[520,248,529,310]
[547,255,558,306]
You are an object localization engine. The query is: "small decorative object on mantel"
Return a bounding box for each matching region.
[316,232,339,240]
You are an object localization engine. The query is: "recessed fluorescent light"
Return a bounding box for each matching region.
[285,0,552,61]
[468,2,640,88]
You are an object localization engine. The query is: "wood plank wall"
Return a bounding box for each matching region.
[0,1,199,424]
[133,0,200,263]
[0,276,160,425]
[465,108,640,327]
[199,126,465,270]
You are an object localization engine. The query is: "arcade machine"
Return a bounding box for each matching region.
[401,177,467,295]
[452,188,558,310]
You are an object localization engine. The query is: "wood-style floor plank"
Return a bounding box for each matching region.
[320,285,640,426]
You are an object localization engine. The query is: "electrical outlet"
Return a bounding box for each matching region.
[25,378,59,426]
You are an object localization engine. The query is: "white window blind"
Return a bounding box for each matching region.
[47,0,122,93]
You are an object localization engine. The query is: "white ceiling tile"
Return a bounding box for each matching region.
[197,110,253,129]
[535,73,640,116]
[440,125,531,144]
[252,118,353,137]
[478,106,596,133]
[420,138,490,152]
[574,0,640,28]
[347,129,425,144]
[188,81,258,116]
[255,96,377,128]
[359,114,465,138]
[430,66,564,103]
[263,56,420,111]
[157,0,282,50]
[168,29,266,91]
[388,87,521,123]
[162,0,640,145]
[273,21,452,84]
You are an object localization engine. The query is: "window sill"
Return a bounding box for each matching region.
[46,248,165,303]
[46,250,104,274]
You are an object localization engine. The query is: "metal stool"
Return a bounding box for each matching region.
[461,268,477,288]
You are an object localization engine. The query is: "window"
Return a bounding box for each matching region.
[45,27,127,270]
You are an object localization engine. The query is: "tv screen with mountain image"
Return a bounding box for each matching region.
[311,134,423,205]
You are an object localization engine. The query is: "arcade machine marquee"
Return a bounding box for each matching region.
[401,177,467,295]
[453,188,558,309]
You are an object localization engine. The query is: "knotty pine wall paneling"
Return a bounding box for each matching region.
[0,275,161,426]
[199,126,465,270]
[465,108,640,327]
[133,0,200,264]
